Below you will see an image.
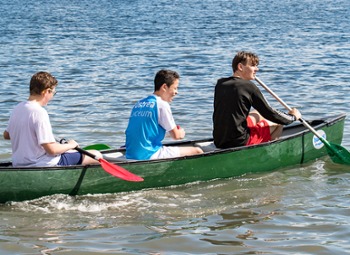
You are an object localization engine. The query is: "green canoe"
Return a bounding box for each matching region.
[0,114,346,203]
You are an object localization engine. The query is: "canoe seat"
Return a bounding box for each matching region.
[194,141,218,153]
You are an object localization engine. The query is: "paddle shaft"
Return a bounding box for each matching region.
[59,138,103,161]
[58,138,103,160]
[254,76,327,143]
[74,146,100,160]
[254,76,350,165]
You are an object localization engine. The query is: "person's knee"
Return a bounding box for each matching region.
[249,111,263,124]
[82,149,101,165]
[195,147,203,154]
[180,146,203,157]
[90,149,102,158]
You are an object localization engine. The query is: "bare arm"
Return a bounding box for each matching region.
[169,125,185,140]
[42,139,79,156]
[3,130,10,140]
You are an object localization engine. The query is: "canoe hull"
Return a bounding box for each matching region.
[0,114,346,203]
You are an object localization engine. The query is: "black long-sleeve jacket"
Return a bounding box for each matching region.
[213,77,295,148]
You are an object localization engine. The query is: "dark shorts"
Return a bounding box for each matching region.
[58,152,83,166]
[246,116,271,145]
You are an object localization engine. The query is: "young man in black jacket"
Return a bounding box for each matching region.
[213,51,301,149]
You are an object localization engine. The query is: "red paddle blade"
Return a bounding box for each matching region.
[98,158,144,182]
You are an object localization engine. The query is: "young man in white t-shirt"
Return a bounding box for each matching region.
[125,69,203,160]
[3,71,101,167]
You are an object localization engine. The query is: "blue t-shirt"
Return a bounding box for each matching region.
[125,95,175,160]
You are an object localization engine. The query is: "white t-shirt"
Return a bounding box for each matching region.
[155,95,176,132]
[6,101,60,167]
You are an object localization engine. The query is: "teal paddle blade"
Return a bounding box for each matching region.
[325,142,350,165]
[254,76,350,166]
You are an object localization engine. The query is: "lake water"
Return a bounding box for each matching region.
[1,0,350,254]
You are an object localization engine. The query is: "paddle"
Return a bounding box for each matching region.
[255,76,350,165]
[60,139,144,181]
[83,143,111,151]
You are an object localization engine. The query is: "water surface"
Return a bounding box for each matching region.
[0,0,350,254]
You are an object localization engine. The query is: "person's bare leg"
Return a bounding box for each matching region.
[248,110,261,125]
[249,110,283,140]
[179,146,203,157]
[270,125,283,140]
[264,119,283,140]
[81,149,102,165]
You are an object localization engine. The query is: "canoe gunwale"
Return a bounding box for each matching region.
[0,113,346,203]
[100,113,347,165]
[0,113,346,170]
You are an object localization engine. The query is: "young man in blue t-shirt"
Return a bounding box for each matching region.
[125,69,203,160]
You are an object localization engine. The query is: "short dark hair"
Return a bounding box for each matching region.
[154,69,180,91]
[30,71,58,95]
[232,51,259,72]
